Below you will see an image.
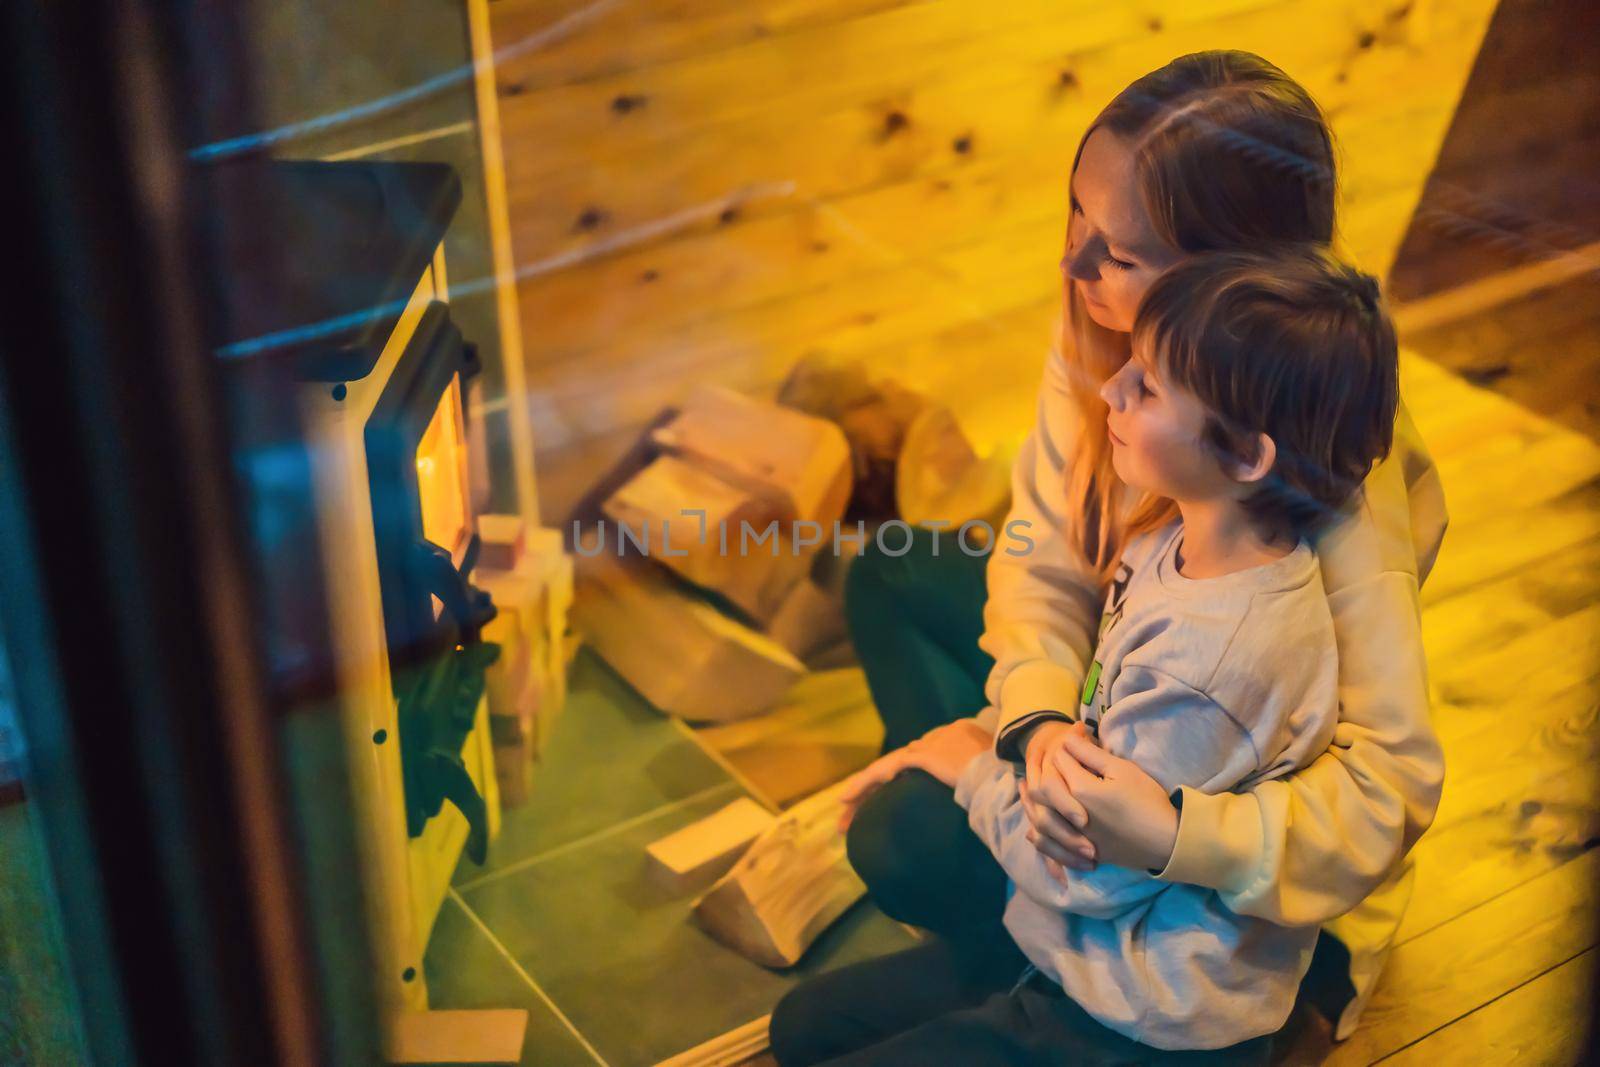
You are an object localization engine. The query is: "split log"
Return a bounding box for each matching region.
[523,526,575,755]
[489,708,536,808]
[601,453,808,623]
[384,1008,527,1065]
[778,354,929,521]
[774,354,882,417]
[481,607,537,808]
[478,526,577,761]
[570,528,804,722]
[691,779,864,967]
[476,513,526,573]
[646,797,776,894]
[895,404,1012,543]
[651,383,853,533]
[765,577,848,663]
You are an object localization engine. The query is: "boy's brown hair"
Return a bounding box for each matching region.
[1131,245,1399,543]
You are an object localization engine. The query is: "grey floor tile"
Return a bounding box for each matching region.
[423,892,604,1066]
[458,647,733,884]
[460,789,918,1067]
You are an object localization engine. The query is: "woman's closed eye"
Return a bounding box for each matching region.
[1070,198,1136,271]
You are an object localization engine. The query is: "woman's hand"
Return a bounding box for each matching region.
[1049,729,1180,872]
[837,718,993,832]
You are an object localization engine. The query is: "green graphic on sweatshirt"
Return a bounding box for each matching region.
[1081,660,1102,706]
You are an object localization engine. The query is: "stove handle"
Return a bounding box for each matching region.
[413,536,497,642]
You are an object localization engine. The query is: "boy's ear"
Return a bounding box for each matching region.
[1227,432,1277,485]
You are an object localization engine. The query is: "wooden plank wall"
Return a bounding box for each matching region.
[487,0,1498,529]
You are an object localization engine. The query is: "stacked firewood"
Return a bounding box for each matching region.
[571,381,855,723]
[571,357,1011,725]
[475,520,576,807]
[571,360,1011,969]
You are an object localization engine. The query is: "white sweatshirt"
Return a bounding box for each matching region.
[971,344,1447,950]
[956,517,1339,1049]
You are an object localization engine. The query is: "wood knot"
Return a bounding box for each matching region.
[574,206,607,232]
[718,205,740,226]
[611,93,648,114]
[1464,363,1512,387]
[640,269,659,283]
[952,133,973,155]
[882,110,910,138]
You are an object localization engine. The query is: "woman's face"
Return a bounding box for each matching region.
[1061,126,1183,333]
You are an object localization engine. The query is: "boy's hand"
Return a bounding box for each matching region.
[1019,780,1073,886]
[1022,721,1097,870]
[1050,731,1180,872]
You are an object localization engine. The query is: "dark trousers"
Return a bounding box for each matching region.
[768,935,1273,1066]
[843,524,999,755]
[839,525,1010,943]
[774,528,1337,1062]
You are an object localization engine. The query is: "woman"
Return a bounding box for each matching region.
[770,51,1447,1064]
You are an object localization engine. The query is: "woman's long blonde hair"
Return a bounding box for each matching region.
[1060,51,1339,584]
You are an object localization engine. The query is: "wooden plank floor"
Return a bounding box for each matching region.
[1319,275,1600,1065]
[711,272,1600,1065]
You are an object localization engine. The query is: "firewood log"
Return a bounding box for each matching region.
[646,797,776,894]
[895,404,1012,541]
[650,383,853,533]
[601,454,809,623]
[778,355,929,521]
[691,779,864,967]
[570,528,804,722]
[765,577,848,663]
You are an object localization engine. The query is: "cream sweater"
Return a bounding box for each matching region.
[972,343,1448,936]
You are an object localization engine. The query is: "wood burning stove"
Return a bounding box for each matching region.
[224,159,513,1033]
[365,298,498,862]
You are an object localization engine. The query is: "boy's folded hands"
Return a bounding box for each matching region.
[1024,721,1098,871]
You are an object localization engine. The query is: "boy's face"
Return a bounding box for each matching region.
[1098,344,1243,503]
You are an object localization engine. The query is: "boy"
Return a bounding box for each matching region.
[953,246,1401,1050]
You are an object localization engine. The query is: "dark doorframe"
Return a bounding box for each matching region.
[0,3,378,1063]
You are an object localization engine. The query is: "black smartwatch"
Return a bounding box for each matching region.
[1146,788,1184,876]
[996,710,1076,763]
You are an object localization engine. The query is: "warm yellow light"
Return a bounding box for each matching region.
[416,377,469,558]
